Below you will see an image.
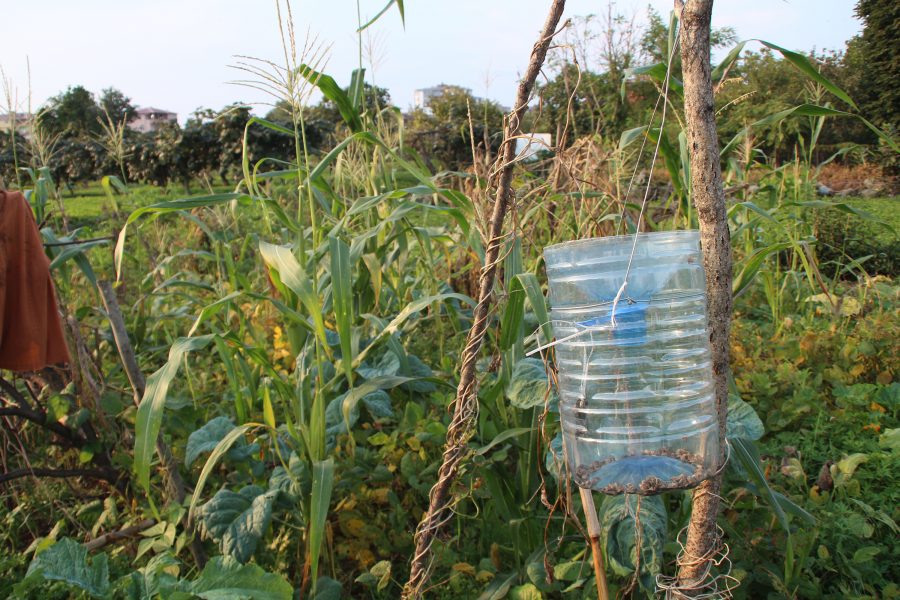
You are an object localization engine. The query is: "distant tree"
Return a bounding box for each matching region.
[640,7,736,65]
[267,82,393,152]
[852,0,899,129]
[99,87,137,124]
[42,85,101,137]
[407,85,504,169]
[53,137,102,189]
[213,104,252,183]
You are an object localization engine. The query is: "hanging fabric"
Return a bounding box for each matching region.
[0,189,70,371]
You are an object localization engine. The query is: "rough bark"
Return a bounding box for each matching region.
[401,2,567,597]
[675,0,733,592]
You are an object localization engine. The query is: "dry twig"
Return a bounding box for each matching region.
[402,1,568,597]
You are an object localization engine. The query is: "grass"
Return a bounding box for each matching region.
[815,196,900,278]
[59,181,232,224]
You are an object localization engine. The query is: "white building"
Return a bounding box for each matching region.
[129,107,177,133]
[0,112,28,136]
[515,133,553,161]
[413,84,472,110]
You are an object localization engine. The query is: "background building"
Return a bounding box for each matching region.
[129,107,177,133]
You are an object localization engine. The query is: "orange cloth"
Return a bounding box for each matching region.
[0,190,70,370]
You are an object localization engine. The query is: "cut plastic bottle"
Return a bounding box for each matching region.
[544,230,718,495]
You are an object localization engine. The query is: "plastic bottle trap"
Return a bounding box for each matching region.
[544,231,718,495]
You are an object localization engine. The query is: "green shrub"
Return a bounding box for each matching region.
[815,197,900,277]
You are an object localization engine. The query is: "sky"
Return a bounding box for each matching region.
[2,1,862,123]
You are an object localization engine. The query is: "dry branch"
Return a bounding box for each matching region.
[675,0,733,593]
[0,466,119,486]
[402,1,567,597]
[84,518,156,551]
[97,280,208,568]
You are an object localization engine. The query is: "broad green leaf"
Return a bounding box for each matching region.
[400,354,437,394]
[477,572,517,600]
[329,236,354,384]
[361,389,394,419]
[115,193,245,280]
[732,242,792,298]
[268,452,310,502]
[189,556,292,599]
[189,423,260,522]
[757,41,857,109]
[325,392,360,436]
[599,494,667,591]
[544,431,565,481]
[185,416,260,468]
[310,576,343,599]
[298,65,362,133]
[328,376,413,437]
[500,276,526,352]
[508,358,554,409]
[135,335,216,495]
[21,538,110,598]
[852,546,881,564]
[358,351,400,379]
[879,428,900,452]
[726,395,765,441]
[258,241,328,350]
[309,459,335,593]
[516,273,552,348]
[197,485,278,563]
[508,583,543,600]
[119,552,181,599]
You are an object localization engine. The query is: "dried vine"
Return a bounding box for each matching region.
[402,1,568,597]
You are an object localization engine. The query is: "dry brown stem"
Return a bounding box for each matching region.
[97,280,208,568]
[401,2,568,597]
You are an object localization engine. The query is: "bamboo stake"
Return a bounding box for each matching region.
[580,487,610,600]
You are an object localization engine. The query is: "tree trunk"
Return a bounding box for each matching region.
[675,0,733,593]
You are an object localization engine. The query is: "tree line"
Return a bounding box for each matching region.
[1,1,895,191]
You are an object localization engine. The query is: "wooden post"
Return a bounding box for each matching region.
[674,0,733,593]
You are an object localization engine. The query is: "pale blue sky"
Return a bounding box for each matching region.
[2,1,861,122]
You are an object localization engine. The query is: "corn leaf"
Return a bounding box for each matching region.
[134,335,216,495]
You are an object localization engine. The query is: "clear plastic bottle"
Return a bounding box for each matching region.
[544,230,718,495]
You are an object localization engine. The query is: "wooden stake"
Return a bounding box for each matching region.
[675,0,732,592]
[579,487,610,600]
